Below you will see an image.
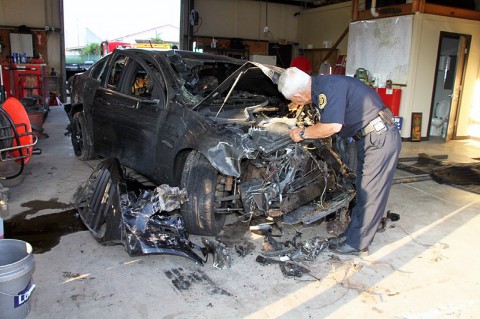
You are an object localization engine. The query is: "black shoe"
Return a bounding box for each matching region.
[327,234,346,249]
[330,242,368,257]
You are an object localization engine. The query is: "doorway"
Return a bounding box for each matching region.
[428,32,470,142]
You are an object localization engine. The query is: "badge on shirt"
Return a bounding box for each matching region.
[318,94,327,109]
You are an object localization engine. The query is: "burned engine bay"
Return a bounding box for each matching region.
[190,65,357,225]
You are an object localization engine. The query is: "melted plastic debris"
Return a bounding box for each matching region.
[290,236,329,261]
[120,185,206,264]
[255,255,311,278]
[201,237,232,270]
[253,224,328,279]
[74,158,233,267]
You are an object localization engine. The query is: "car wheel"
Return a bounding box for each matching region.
[71,112,94,160]
[180,150,226,236]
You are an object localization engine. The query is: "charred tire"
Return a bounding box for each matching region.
[180,150,226,236]
[71,112,94,160]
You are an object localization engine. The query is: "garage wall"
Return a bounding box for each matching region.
[0,0,66,102]
[0,0,64,98]
[193,0,300,43]
[407,13,480,138]
[0,0,46,26]
[295,4,480,140]
[297,1,351,53]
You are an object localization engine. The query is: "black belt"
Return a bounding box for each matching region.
[353,107,395,141]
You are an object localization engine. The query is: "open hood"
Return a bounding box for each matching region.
[193,61,285,110]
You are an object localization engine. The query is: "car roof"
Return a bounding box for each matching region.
[112,48,246,64]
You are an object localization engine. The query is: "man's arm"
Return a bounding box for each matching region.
[290,122,342,142]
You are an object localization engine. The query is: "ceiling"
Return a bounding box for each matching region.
[255,0,349,9]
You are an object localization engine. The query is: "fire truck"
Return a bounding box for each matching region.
[101,41,172,56]
[100,41,133,55]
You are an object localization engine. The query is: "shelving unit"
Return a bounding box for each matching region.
[1,63,47,100]
[194,36,269,60]
[203,47,249,60]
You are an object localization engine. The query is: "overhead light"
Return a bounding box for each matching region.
[263,0,269,34]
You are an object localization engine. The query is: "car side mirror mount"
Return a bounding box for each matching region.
[139,98,160,105]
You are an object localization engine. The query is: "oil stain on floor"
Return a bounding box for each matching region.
[3,199,87,254]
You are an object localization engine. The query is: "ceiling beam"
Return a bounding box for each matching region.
[252,0,320,9]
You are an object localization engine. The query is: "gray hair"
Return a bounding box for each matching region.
[278,67,311,100]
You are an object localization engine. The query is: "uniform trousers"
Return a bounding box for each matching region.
[344,123,402,250]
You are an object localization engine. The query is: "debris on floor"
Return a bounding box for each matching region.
[201,237,231,270]
[121,186,205,264]
[397,153,480,193]
[0,184,8,211]
[250,221,329,278]
[377,210,400,233]
[74,158,399,275]
[73,157,231,267]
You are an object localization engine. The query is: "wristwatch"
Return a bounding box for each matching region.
[299,128,306,140]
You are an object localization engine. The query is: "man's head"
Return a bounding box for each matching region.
[278,67,312,105]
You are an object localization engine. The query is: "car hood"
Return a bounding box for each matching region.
[193,61,285,110]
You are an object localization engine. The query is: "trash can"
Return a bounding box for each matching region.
[0,239,36,319]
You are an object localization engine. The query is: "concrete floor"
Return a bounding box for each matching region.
[2,106,480,319]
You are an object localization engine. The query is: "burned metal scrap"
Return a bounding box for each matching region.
[256,255,311,278]
[120,185,206,264]
[73,158,232,266]
[251,222,329,278]
[201,237,232,270]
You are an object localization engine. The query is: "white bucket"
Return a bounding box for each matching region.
[0,239,36,319]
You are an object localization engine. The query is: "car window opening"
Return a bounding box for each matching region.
[131,72,151,97]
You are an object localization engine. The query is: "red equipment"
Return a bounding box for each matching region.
[377,88,402,116]
[0,97,38,179]
[1,62,47,100]
[332,54,347,75]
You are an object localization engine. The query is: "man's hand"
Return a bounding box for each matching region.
[290,127,305,142]
[290,123,342,142]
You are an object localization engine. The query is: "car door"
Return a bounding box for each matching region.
[123,56,169,178]
[92,52,168,176]
[91,53,142,167]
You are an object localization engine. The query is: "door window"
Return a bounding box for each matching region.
[131,68,151,97]
[125,60,166,105]
[90,55,109,81]
[108,55,128,90]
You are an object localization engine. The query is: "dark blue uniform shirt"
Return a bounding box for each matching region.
[311,75,385,138]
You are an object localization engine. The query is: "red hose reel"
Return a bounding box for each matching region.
[0,97,38,179]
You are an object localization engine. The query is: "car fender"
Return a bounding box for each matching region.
[203,132,258,178]
[164,106,258,178]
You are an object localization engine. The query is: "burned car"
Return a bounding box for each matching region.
[68,48,356,236]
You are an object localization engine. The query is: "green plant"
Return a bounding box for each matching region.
[81,43,101,56]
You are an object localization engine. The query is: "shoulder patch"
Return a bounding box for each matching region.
[318,94,327,109]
